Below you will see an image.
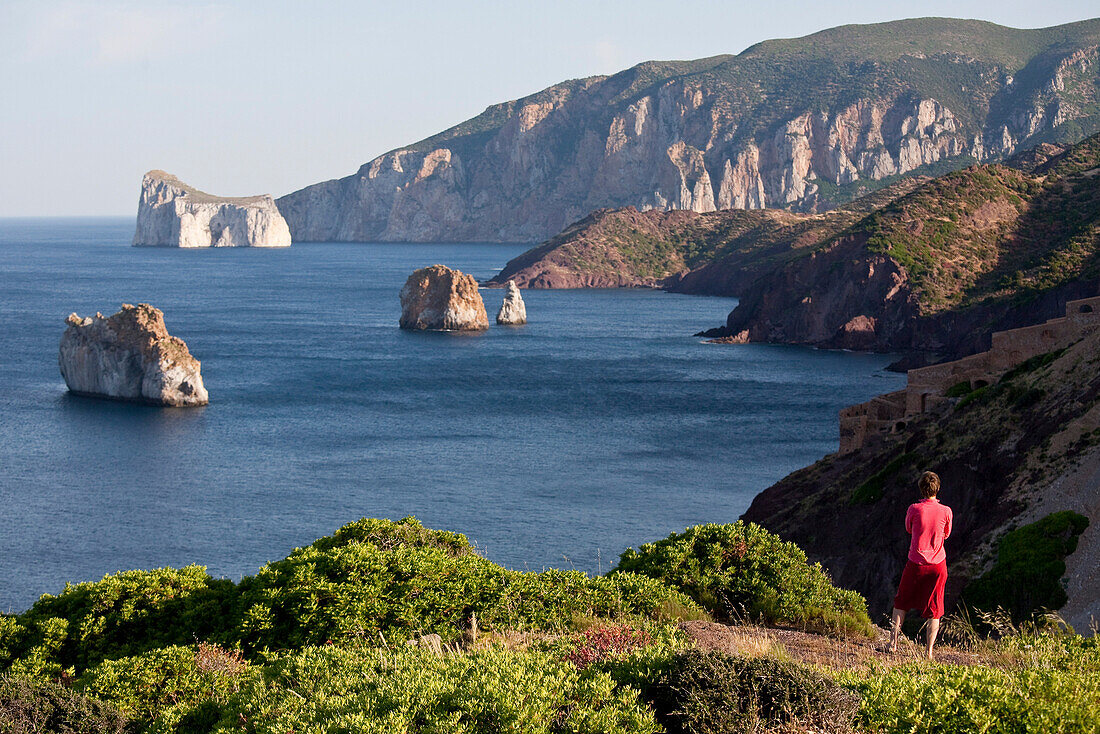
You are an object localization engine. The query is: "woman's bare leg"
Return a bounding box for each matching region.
[925,617,940,660]
[889,608,906,652]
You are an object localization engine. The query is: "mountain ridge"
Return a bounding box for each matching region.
[277,17,1100,243]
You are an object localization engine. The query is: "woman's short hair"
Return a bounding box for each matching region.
[918,471,941,498]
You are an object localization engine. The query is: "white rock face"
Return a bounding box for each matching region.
[59,303,209,406]
[133,170,291,248]
[496,281,527,325]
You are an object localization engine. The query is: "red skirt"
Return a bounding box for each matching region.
[893,559,948,619]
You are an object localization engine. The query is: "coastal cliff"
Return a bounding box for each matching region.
[133,170,291,248]
[278,18,1100,243]
[58,303,208,406]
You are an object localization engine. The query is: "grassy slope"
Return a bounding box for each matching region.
[708,131,1100,356]
[853,132,1100,315]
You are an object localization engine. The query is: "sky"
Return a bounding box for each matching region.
[1,0,1098,217]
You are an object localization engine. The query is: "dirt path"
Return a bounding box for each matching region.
[679,620,985,669]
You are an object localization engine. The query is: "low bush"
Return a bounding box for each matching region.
[0,673,133,734]
[1,518,702,679]
[0,567,236,679]
[210,645,660,734]
[614,522,874,637]
[963,511,1089,624]
[233,520,701,650]
[999,348,1066,383]
[641,649,859,734]
[839,654,1100,734]
[944,380,975,398]
[79,644,250,732]
[850,451,918,504]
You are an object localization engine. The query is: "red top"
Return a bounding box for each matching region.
[905,498,953,564]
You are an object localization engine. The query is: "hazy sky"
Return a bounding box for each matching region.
[2,1,1097,217]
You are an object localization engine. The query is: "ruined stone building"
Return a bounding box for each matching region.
[839,296,1100,453]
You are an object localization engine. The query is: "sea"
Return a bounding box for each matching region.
[0,218,906,612]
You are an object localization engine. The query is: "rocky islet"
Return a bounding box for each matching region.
[58,303,208,407]
[496,281,527,325]
[132,170,291,248]
[399,265,489,331]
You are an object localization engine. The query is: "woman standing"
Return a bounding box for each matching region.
[888,471,953,659]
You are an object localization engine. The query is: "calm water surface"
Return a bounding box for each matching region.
[0,218,905,611]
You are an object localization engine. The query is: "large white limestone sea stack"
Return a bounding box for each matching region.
[132,170,291,247]
[496,280,527,325]
[399,265,489,331]
[59,303,209,406]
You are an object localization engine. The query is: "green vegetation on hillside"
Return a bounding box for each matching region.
[848,131,1100,314]
[0,518,698,681]
[837,634,1100,734]
[963,511,1090,624]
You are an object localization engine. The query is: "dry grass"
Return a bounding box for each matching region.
[193,642,247,677]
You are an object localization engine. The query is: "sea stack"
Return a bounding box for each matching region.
[399,265,489,331]
[59,304,209,407]
[496,280,527,325]
[132,170,291,248]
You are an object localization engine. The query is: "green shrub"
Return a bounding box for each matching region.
[0,567,236,679]
[233,517,700,651]
[1012,387,1046,409]
[944,380,975,398]
[614,522,874,637]
[963,511,1089,624]
[79,644,250,732]
[999,348,1066,383]
[0,673,133,733]
[1,518,700,679]
[641,650,859,734]
[210,645,660,734]
[956,384,998,410]
[839,656,1100,734]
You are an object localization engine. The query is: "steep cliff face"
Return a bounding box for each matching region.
[133,171,291,248]
[58,304,208,407]
[741,326,1100,629]
[715,132,1100,361]
[278,18,1100,243]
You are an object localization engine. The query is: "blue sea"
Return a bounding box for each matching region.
[0,218,906,612]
